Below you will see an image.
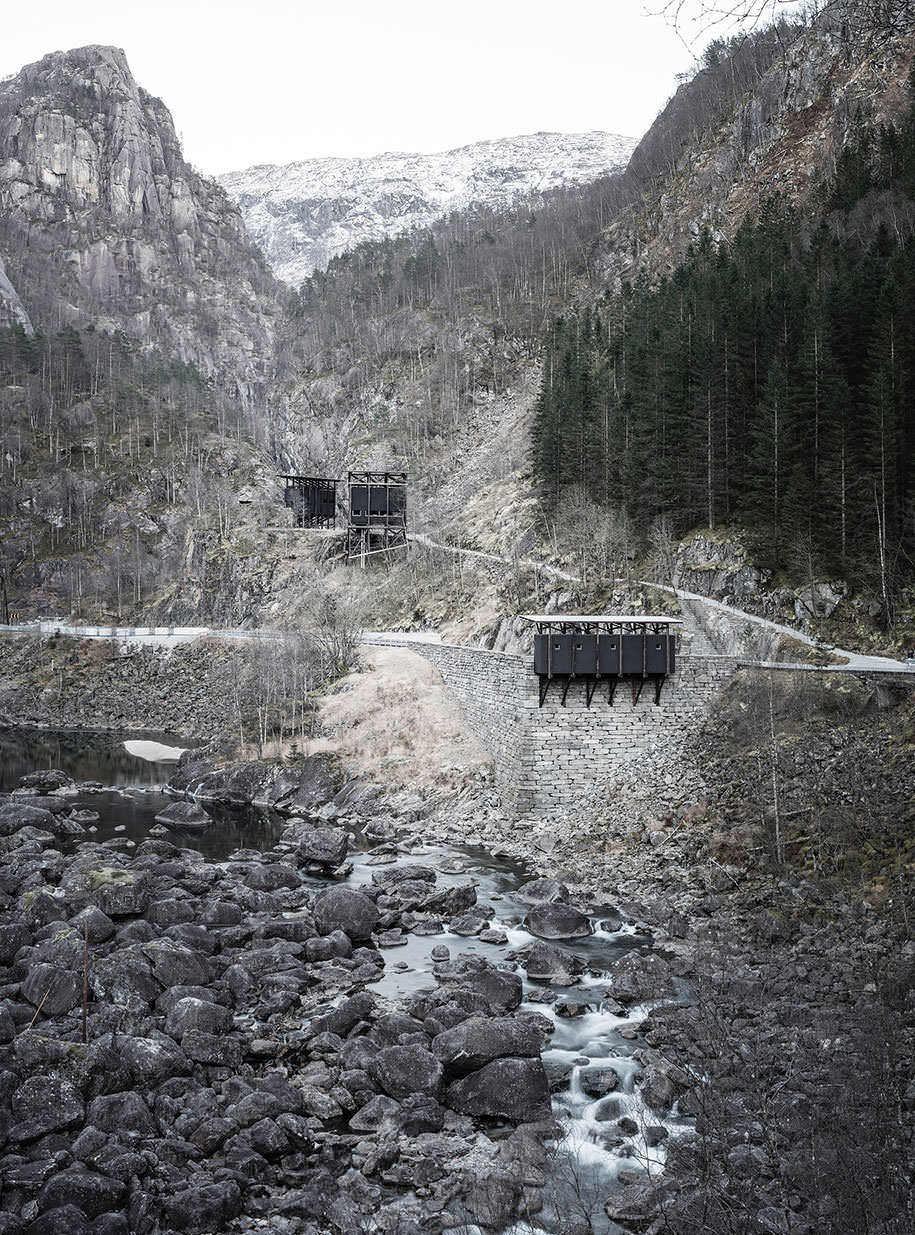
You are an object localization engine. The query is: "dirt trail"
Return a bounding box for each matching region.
[409,533,913,674]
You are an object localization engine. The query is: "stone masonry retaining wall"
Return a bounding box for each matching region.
[363,635,737,816]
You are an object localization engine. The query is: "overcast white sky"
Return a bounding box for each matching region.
[2,1,751,175]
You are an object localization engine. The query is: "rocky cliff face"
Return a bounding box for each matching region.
[597,5,915,285]
[0,45,302,624]
[220,131,637,285]
[0,45,285,393]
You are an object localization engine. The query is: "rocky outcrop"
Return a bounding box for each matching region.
[168,750,337,813]
[0,251,33,333]
[0,45,284,392]
[154,800,213,833]
[523,902,592,940]
[673,533,767,604]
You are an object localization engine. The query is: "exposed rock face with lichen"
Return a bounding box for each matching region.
[0,44,284,394]
[598,6,915,286]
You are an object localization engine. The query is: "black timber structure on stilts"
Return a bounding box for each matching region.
[525,615,682,707]
[346,471,407,563]
[280,475,338,529]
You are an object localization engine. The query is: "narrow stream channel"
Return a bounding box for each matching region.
[1,725,691,1232]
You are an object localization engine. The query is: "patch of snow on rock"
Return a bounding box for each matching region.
[220,131,636,284]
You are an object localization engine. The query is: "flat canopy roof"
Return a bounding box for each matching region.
[522,614,683,625]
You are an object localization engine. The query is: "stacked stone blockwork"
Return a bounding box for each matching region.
[363,636,736,816]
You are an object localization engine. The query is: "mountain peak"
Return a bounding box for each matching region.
[221,130,636,284]
[14,44,137,93]
[0,42,279,383]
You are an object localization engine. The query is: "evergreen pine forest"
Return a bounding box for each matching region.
[531,83,915,615]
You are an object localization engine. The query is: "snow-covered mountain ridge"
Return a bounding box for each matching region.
[220,131,636,285]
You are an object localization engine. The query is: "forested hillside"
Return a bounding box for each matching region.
[0,46,293,622]
[531,70,915,619]
[283,17,806,481]
[2,3,913,632]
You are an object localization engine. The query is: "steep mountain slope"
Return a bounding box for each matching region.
[0,45,284,394]
[0,46,294,622]
[220,131,636,285]
[523,0,915,635]
[270,1,915,638]
[597,5,915,283]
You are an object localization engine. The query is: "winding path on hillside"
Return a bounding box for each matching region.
[407,532,914,676]
[1,533,911,675]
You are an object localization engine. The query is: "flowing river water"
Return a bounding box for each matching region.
[1,725,690,1233]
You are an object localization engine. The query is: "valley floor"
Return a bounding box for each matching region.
[0,626,912,1233]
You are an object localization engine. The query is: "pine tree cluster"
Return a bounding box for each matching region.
[531,86,915,612]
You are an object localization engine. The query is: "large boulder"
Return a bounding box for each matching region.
[162,1181,243,1233]
[432,1015,543,1075]
[182,1030,241,1066]
[272,754,336,813]
[370,1044,444,1101]
[309,991,375,1038]
[154,801,213,832]
[36,1171,126,1219]
[0,802,60,836]
[165,996,233,1040]
[87,1091,157,1135]
[89,947,158,1011]
[170,754,336,810]
[446,1057,552,1123]
[11,1074,84,1140]
[349,1094,400,1132]
[312,887,379,941]
[524,941,586,985]
[195,760,273,805]
[435,955,523,1014]
[89,870,151,918]
[514,878,570,905]
[244,862,302,892]
[115,1035,190,1086]
[638,1056,690,1112]
[292,826,348,867]
[390,1093,445,1135]
[371,865,437,888]
[609,952,672,1004]
[22,963,82,1016]
[167,747,219,794]
[523,903,592,940]
[25,1203,93,1235]
[604,1180,664,1230]
[0,922,30,963]
[70,905,116,944]
[143,941,210,988]
[16,769,75,793]
[578,1065,620,1098]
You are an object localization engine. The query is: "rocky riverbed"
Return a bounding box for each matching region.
[1,634,913,1234]
[0,752,705,1235]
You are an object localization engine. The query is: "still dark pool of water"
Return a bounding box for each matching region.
[0,726,284,860]
[0,725,188,790]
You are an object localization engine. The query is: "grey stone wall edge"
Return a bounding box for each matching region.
[366,636,738,818]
